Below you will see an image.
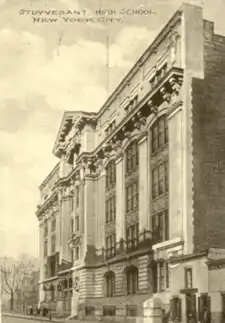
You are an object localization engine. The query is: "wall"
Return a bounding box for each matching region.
[192,36,225,251]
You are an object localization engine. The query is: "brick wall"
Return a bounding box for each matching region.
[192,37,225,252]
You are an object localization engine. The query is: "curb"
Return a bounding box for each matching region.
[2,313,65,323]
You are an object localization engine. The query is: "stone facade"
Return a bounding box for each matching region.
[36,3,225,323]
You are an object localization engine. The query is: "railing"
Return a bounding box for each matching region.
[96,230,154,261]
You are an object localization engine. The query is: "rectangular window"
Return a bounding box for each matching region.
[151,115,168,153]
[76,187,79,207]
[44,222,48,237]
[126,181,138,213]
[106,195,116,223]
[44,240,48,257]
[185,268,193,289]
[70,197,74,212]
[71,218,74,235]
[106,162,116,189]
[152,161,168,199]
[126,142,138,173]
[126,223,139,251]
[51,217,56,232]
[75,246,79,260]
[75,216,79,231]
[105,233,116,259]
[51,235,56,254]
[152,210,169,244]
[159,262,165,292]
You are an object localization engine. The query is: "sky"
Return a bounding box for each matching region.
[0,0,224,259]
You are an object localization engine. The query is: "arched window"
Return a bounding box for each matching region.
[104,271,115,297]
[126,141,138,173]
[126,266,138,295]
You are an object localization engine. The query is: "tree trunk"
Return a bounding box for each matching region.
[10,291,14,311]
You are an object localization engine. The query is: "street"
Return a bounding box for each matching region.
[3,317,41,323]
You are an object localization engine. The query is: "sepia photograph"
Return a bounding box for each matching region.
[0,0,225,323]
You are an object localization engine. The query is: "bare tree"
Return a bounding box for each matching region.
[0,257,36,311]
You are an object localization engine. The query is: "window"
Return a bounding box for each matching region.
[170,297,181,322]
[51,217,56,232]
[151,115,168,153]
[198,293,211,322]
[185,268,193,289]
[44,240,48,257]
[152,210,169,243]
[103,306,116,316]
[105,233,116,259]
[71,218,74,236]
[124,95,138,114]
[44,222,48,237]
[106,161,116,189]
[51,235,56,254]
[126,267,138,295]
[156,260,169,292]
[126,181,138,213]
[126,142,138,173]
[51,285,55,301]
[105,271,115,297]
[69,277,73,288]
[76,187,79,207]
[126,305,138,317]
[44,264,48,279]
[152,161,168,199]
[70,196,74,212]
[159,261,165,292]
[106,195,116,223]
[75,246,79,260]
[75,216,79,231]
[71,249,74,263]
[126,223,139,251]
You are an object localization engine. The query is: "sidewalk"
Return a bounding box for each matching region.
[3,312,65,323]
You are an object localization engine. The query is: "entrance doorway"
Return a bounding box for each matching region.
[185,293,197,323]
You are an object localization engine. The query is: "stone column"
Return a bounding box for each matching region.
[115,155,125,241]
[96,171,106,249]
[47,216,51,256]
[168,107,183,241]
[39,222,45,303]
[138,135,149,232]
[61,193,71,262]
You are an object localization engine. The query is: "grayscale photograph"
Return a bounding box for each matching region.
[0,0,225,323]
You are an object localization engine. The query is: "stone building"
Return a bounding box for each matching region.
[36,2,225,322]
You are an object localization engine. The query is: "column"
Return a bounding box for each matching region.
[115,155,125,241]
[138,135,149,232]
[96,171,106,249]
[168,108,183,241]
[61,194,71,262]
[39,222,45,303]
[47,216,51,256]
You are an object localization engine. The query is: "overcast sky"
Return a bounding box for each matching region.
[0,0,224,259]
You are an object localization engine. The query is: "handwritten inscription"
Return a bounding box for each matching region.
[19,8,157,24]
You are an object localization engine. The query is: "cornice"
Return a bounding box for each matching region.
[36,191,58,219]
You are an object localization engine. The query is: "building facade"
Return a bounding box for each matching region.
[36,3,225,323]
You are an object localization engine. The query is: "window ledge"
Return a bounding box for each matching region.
[152,237,183,251]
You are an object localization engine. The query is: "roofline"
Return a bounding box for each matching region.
[39,162,60,190]
[96,8,182,118]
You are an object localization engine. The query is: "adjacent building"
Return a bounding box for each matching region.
[36,3,225,322]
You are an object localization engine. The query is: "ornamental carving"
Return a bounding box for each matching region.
[148,99,158,115]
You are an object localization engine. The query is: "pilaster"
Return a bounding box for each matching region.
[138,135,149,232]
[115,155,125,241]
[60,189,71,262]
[96,171,106,249]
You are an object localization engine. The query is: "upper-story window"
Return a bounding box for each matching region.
[152,210,169,244]
[44,240,48,258]
[126,181,138,213]
[44,222,48,237]
[106,195,116,224]
[105,120,116,137]
[125,95,138,114]
[70,196,74,212]
[151,115,168,154]
[152,161,168,199]
[75,187,79,208]
[75,215,80,231]
[105,233,116,260]
[126,142,138,173]
[51,235,56,254]
[106,161,116,189]
[126,222,139,251]
[51,216,56,233]
[149,64,168,91]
